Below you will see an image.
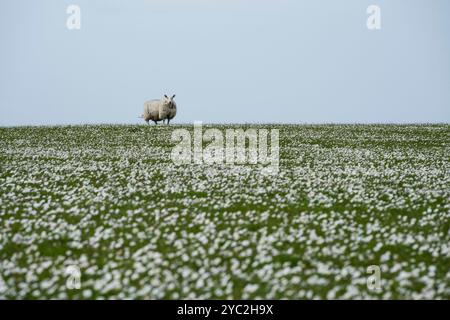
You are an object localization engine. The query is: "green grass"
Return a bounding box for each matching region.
[0,124,449,299]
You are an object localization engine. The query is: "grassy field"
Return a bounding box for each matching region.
[0,124,449,299]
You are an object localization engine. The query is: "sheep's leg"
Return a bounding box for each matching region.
[153,120,158,125]
[167,118,171,125]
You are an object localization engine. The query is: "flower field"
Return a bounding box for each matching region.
[0,124,449,299]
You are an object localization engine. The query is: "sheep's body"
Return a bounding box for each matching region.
[143,100,167,124]
[142,95,177,125]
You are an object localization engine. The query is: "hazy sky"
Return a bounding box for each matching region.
[0,0,449,125]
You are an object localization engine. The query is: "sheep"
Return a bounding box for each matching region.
[141,94,177,125]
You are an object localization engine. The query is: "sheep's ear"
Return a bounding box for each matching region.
[172,94,176,99]
[164,94,168,99]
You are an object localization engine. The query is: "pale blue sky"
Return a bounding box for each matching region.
[0,0,449,125]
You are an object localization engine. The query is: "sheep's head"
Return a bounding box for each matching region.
[163,94,176,108]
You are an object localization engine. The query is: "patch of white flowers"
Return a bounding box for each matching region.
[0,124,448,299]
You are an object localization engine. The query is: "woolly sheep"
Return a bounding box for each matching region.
[141,94,177,125]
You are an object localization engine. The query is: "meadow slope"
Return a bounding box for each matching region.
[0,124,449,299]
